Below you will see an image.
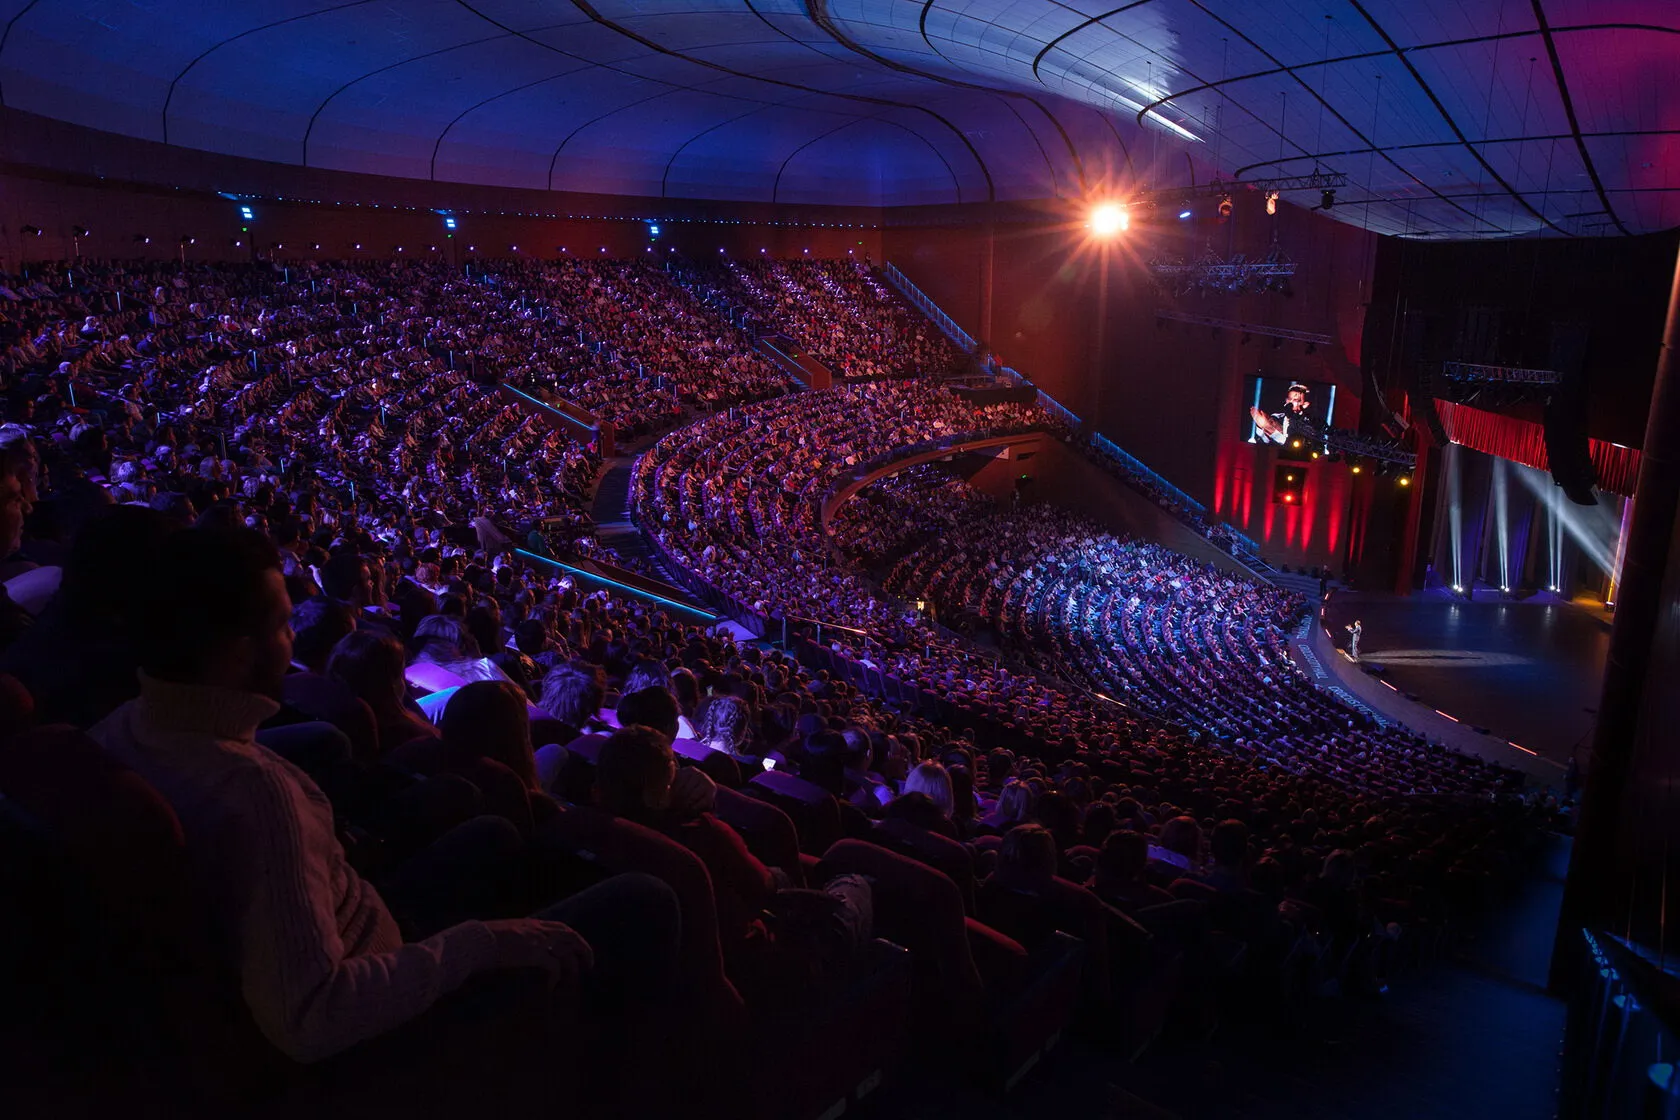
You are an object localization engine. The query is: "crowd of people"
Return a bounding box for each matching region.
[633,379,1050,636]
[888,506,1519,799]
[694,259,964,379]
[0,253,1556,1117]
[828,462,997,569]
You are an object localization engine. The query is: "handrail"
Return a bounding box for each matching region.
[512,549,719,623]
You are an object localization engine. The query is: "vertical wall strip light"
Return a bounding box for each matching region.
[1447,445,1463,593]
[1493,456,1510,591]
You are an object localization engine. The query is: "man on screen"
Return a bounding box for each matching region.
[1251,382,1316,446]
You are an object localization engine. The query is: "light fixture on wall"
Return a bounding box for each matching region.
[71,226,89,237]
[20,226,41,237]
[133,234,150,244]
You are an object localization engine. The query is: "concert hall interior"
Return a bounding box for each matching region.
[0,3,1675,1119]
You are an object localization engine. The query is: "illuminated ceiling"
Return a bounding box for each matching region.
[0,0,1673,237]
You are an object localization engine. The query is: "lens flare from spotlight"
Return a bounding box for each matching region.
[1089,204,1128,237]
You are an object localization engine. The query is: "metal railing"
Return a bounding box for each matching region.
[1563,929,1680,1119]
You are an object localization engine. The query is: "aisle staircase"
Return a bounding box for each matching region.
[585,455,708,609]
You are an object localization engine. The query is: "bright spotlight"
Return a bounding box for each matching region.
[1265,190,1279,216]
[1089,204,1128,237]
[1398,475,1411,486]
[1177,209,1193,220]
[239,205,254,221]
[1453,585,1464,593]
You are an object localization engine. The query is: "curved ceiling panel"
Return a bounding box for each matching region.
[0,0,1672,237]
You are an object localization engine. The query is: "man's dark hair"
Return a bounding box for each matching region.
[1209,819,1250,870]
[58,504,178,627]
[539,661,605,728]
[320,550,368,602]
[616,685,680,741]
[138,527,282,682]
[291,597,357,672]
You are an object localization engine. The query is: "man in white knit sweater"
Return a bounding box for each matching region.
[93,527,646,1063]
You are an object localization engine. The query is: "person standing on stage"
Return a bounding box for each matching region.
[1345,619,1363,661]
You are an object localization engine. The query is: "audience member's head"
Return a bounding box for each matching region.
[326,630,410,719]
[539,661,606,729]
[291,597,357,674]
[993,823,1057,893]
[137,527,290,701]
[617,685,680,741]
[596,725,676,822]
[901,761,954,819]
[440,678,538,789]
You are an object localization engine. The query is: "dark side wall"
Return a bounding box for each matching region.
[885,192,1378,570]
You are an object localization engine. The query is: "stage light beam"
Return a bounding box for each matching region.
[1089,204,1128,237]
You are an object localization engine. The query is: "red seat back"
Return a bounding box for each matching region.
[714,785,804,886]
[872,818,977,915]
[816,839,985,1010]
[542,805,746,1026]
[745,770,841,854]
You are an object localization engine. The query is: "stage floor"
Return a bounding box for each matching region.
[1320,590,1609,768]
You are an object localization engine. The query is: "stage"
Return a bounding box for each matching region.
[1319,589,1608,771]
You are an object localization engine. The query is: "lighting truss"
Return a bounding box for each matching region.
[1130,170,1350,207]
[1148,243,1297,295]
[1441,361,1562,386]
[1321,427,1417,470]
[1152,309,1331,346]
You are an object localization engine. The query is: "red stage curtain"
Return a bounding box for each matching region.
[1435,400,1642,498]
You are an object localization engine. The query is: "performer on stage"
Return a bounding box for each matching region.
[1345,619,1363,661]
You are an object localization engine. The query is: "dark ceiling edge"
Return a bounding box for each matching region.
[1130,21,1680,120]
[308,29,522,167]
[1233,128,1680,178]
[804,0,1087,195]
[429,68,593,181]
[0,106,888,224]
[563,0,996,202]
[159,0,382,149]
[1530,0,1631,237]
[0,0,41,108]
